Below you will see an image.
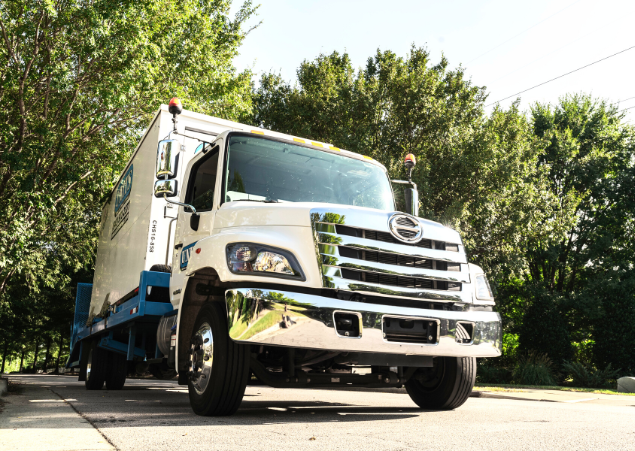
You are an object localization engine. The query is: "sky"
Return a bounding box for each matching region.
[231,0,635,121]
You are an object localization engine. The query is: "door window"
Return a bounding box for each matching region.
[185,150,219,212]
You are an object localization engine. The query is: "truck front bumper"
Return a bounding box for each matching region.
[225,288,502,358]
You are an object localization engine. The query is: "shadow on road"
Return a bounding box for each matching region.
[7,374,431,428]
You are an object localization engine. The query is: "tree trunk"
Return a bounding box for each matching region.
[54,333,64,374]
[1,340,8,374]
[32,340,39,372]
[19,348,25,372]
[43,336,52,373]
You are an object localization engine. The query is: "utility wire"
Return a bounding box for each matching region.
[619,105,635,113]
[617,96,635,103]
[486,45,635,107]
[467,0,583,64]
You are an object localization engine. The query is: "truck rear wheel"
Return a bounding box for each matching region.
[85,342,107,390]
[405,356,476,410]
[187,302,249,416]
[105,352,127,390]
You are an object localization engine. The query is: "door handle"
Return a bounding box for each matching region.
[174,243,183,250]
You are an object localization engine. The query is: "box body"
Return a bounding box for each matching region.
[88,106,259,318]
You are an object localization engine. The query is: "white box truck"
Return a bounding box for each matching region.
[67,99,501,416]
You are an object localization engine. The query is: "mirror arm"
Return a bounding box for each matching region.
[163,193,197,215]
[391,179,417,189]
[171,130,209,143]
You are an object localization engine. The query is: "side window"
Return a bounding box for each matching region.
[185,149,219,212]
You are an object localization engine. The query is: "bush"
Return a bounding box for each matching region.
[562,361,620,388]
[518,288,573,368]
[477,364,512,384]
[513,351,557,386]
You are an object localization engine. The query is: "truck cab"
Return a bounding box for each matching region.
[67,101,501,416]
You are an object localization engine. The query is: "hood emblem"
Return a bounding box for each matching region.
[388,214,423,243]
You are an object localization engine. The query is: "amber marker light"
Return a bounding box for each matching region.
[168,97,183,115]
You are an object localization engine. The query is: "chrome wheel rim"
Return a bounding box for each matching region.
[86,349,93,381]
[189,322,214,395]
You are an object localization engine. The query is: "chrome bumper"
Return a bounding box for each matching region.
[225,288,502,358]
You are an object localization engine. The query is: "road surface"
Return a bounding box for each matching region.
[1,374,634,450]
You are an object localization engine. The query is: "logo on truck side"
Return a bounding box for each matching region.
[115,165,133,213]
[111,165,134,240]
[180,241,198,271]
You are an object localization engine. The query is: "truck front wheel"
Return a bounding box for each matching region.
[187,302,249,416]
[405,357,476,410]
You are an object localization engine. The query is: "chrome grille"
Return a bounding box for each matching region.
[311,208,471,303]
[338,246,461,271]
[336,224,459,251]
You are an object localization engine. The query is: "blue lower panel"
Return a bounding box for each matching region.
[67,271,175,366]
[98,334,146,359]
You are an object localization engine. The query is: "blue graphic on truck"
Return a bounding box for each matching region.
[114,165,134,213]
[180,241,198,270]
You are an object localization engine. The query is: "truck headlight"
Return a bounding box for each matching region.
[475,274,494,300]
[226,243,305,280]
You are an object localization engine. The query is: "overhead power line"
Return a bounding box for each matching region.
[468,0,583,64]
[617,96,635,103]
[486,45,635,107]
[619,105,635,113]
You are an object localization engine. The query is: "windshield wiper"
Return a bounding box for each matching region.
[232,198,280,203]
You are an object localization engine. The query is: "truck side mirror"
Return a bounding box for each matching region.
[156,139,180,179]
[154,179,178,198]
[403,153,418,217]
[404,187,419,217]
[190,213,200,231]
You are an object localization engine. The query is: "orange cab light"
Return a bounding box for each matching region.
[168,97,183,115]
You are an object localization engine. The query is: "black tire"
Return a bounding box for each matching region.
[85,342,107,390]
[147,265,172,303]
[105,352,127,390]
[187,302,249,416]
[149,264,171,273]
[405,356,476,410]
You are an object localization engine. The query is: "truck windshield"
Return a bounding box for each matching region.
[224,135,394,211]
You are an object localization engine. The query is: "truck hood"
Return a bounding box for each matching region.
[214,201,462,244]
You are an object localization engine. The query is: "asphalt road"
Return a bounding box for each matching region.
[3,374,635,450]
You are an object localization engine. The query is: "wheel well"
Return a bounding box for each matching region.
[177,267,226,373]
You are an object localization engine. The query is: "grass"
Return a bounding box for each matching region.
[474,383,635,396]
[236,311,286,341]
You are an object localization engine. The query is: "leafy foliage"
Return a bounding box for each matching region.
[562,361,620,388]
[477,361,513,384]
[513,351,557,386]
[0,0,256,297]
[516,96,635,371]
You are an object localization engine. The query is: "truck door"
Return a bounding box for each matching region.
[171,142,222,303]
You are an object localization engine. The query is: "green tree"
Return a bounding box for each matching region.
[0,0,256,298]
[519,95,635,372]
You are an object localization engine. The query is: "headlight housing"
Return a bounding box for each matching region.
[475,274,494,300]
[226,243,305,280]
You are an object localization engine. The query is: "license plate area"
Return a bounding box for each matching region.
[382,316,439,344]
